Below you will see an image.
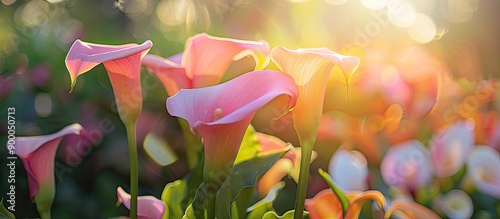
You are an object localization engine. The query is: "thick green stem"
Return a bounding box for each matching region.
[178,119,201,169]
[37,207,51,219]
[207,194,216,219]
[126,124,138,219]
[294,141,313,219]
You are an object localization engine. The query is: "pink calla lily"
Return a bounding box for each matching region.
[466,145,500,199]
[166,70,298,192]
[381,140,433,190]
[65,39,152,125]
[430,120,474,177]
[12,124,83,219]
[142,33,270,96]
[435,189,473,219]
[116,187,165,219]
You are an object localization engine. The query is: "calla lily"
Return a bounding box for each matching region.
[381,140,433,190]
[142,33,270,96]
[385,199,440,219]
[328,149,369,191]
[116,187,165,219]
[65,39,152,125]
[270,46,360,218]
[466,145,500,199]
[429,120,474,177]
[435,189,473,219]
[166,70,297,195]
[11,124,83,219]
[305,189,386,219]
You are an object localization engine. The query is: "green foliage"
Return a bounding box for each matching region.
[0,199,15,219]
[161,180,188,219]
[234,125,260,165]
[318,168,349,216]
[246,182,285,218]
[262,210,307,219]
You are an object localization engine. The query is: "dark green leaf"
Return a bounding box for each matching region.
[318,168,349,215]
[246,182,285,219]
[216,152,287,219]
[0,199,15,219]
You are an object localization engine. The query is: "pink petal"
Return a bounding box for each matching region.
[182,33,270,88]
[270,46,360,145]
[430,120,474,177]
[142,54,190,96]
[166,70,297,189]
[467,146,500,198]
[117,187,165,219]
[65,39,152,124]
[380,140,433,190]
[12,124,83,201]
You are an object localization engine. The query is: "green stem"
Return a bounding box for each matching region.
[126,124,138,219]
[37,207,51,219]
[207,194,216,219]
[294,141,313,219]
[178,119,201,169]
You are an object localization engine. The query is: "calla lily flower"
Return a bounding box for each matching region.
[381,140,433,190]
[328,149,369,191]
[270,46,360,146]
[466,145,500,199]
[65,39,152,125]
[270,46,360,218]
[11,124,83,219]
[305,189,386,219]
[385,199,440,219]
[166,70,297,193]
[116,187,165,219]
[142,33,270,96]
[429,120,474,178]
[435,189,473,219]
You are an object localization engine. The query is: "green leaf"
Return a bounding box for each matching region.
[233,125,260,165]
[318,168,349,216]
[216,152,287,219]
[182,184,207,219]
[246,182,285,219]
[0,199,15,219]
[262,210,307,219]
[161,180,188,219]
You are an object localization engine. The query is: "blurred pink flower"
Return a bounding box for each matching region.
[166,70,297,192]
[65,39,152,125]
[381,140,432,190]
[328,149,368,191]
[385,199,440,219]
[142,33,269,96]
[430,120,475,177]
[11,124,83,218]
[116,187,165,219]
[466,145,500,199]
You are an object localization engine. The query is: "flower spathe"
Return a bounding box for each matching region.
[12,124,83,218]
[166,70,298,192]
[65,39,152,125]
[142,33,270,96]
[270,46,360,145]
[116,187,165,219]
[466,145,500,199]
